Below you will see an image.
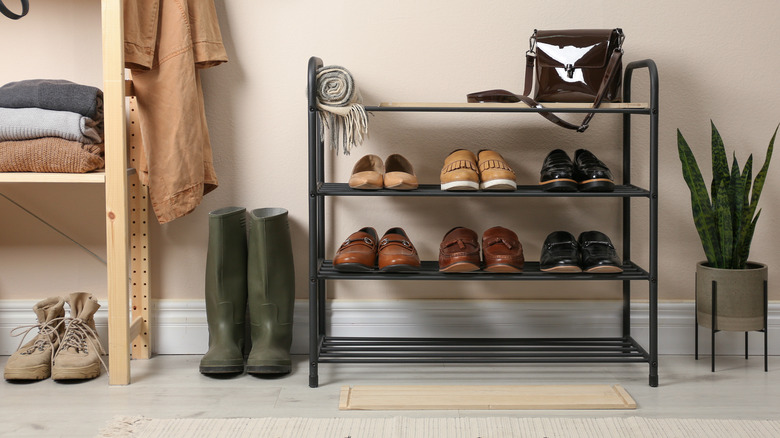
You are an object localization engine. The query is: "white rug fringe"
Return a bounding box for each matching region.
[98,416,780,438]
[98,416,151,437]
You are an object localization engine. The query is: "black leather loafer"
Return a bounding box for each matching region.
[539,149,577,192]
[578,231,623,273]
[573,149,615,192]
[539,231,581,272]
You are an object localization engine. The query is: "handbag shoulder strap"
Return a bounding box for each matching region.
[1,0,29,19]
[579,47,623,130]
[522,34,624,133]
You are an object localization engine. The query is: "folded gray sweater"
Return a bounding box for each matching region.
[0,107,102,144]
[0,79,103,119]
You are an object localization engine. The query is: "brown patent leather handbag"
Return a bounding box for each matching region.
[468,29,624,132]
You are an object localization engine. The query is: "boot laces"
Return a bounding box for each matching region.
[10,317,66,355]
[56,317,108,374]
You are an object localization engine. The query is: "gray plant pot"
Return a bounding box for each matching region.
[696,261,767,331]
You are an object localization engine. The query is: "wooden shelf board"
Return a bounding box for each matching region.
[378,101,648,109]
[0,168,136,184]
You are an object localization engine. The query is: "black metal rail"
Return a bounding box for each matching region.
[319,336,650,363]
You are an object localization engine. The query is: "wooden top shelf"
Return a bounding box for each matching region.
[366,101,651,114]
[379,102,648,109]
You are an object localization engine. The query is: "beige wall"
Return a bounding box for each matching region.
[1,0,778,303]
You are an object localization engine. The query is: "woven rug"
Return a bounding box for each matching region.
[100,416,780,438]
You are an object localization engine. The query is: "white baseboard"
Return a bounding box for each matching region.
[0,300,777,356]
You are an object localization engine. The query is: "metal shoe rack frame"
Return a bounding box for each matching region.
[307,56,659,388]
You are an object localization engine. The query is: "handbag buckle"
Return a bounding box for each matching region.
[565,64,575,78]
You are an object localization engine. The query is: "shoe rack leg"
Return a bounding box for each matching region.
[695,271,699,360]
[307,58,321,388]
[711,280,717,373]
[765,280,768,372]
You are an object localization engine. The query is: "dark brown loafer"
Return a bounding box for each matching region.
[438,227,480,272]
[482,226,524,273]
[378,227,420,272]
[333,227,378,271]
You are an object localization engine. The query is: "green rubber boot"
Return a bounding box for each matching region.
[246,208,295,375]
[199,207,248,375]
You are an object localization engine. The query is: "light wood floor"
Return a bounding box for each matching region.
[1,355,778,437]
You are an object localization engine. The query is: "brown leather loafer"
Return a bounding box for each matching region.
[438,227,480,272]
[478,150,516,191]
[482,226,524,273]
[378,227,421,272]
[333,227,378,271]
[348,155,384,190]
[384,154,418,190]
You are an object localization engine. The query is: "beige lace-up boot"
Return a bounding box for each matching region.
[4,297,66,380]
[52,293,105,381]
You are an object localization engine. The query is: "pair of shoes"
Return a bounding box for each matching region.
[440,149,517,191]
[439,226,524,273]
[4,293,105,381]
[540,149,615,192]
[348,154,418,190]
[199,207,295,376]
[540,231,623,273]
[334,227,421,272]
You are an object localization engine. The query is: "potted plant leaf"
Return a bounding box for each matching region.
[677,121,776,331]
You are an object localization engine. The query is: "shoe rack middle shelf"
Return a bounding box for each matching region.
[307,56,659,389]
[317,183,650,197]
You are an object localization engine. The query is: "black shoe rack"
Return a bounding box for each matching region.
[307,56,659,388]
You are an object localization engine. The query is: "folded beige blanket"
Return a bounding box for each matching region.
[0,137,104,173]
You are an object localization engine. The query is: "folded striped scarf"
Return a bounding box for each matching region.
[315,65,368,155]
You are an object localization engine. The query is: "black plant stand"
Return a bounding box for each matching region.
[695,279,768,372]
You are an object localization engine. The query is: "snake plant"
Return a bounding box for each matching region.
[677,121,777,269]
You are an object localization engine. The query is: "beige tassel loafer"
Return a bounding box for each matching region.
[440,149,480,191]
[478,149,517,191]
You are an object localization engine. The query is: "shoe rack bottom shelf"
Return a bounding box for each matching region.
[316,336,651,363]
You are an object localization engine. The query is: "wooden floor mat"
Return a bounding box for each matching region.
[339,384,636,410]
